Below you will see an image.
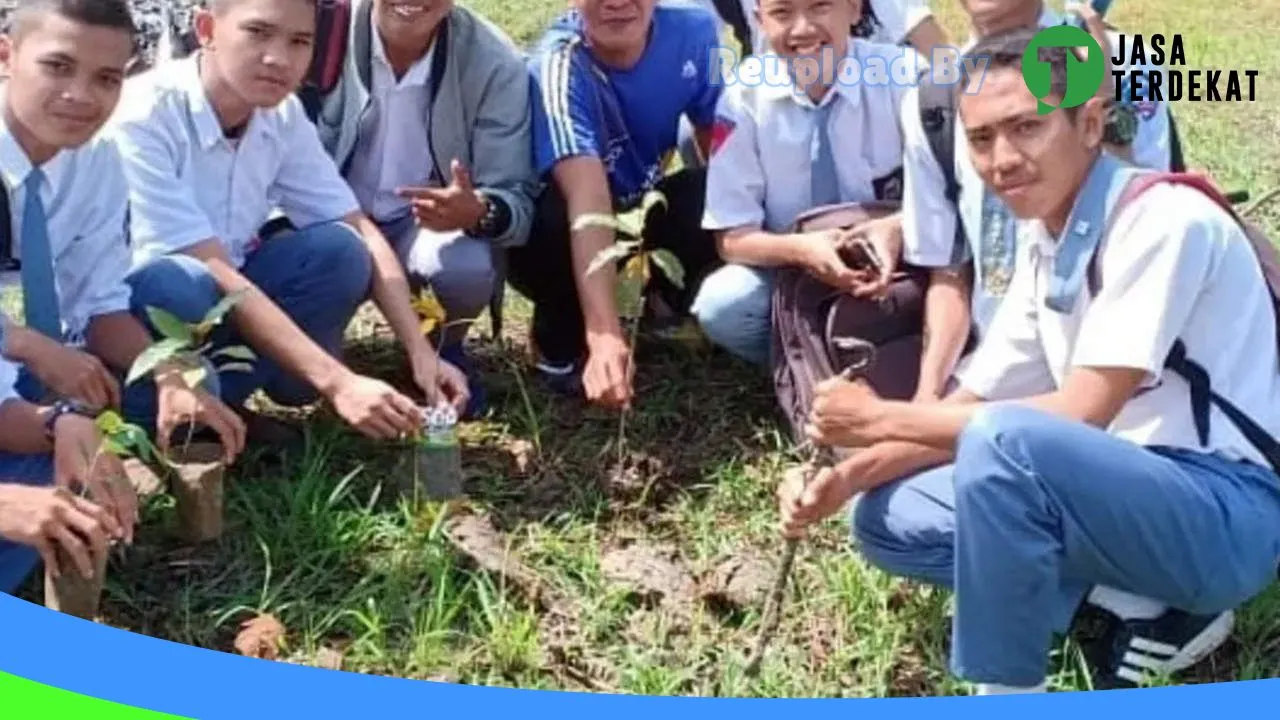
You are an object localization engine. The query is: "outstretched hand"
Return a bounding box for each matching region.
[397,160,487,233]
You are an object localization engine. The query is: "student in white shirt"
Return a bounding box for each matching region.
[679,0,948,169]
[899,0,1177,401]
[693,0,920,365]
[0,0,149,596]
[779,29,1280,693]
[111,0,469,443]
[0,0,244,470]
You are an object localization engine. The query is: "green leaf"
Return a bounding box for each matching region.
[650,249,686,290]
[181,366,207,389]
[203,289,247,327]
[146,307,194,344]
[125,337,188,386]
[585,240,640,278]
[640,191,668,220]
[95,410,123,436]
[211,345,256,362]
[218,362,256,375]
[571,212,625,234]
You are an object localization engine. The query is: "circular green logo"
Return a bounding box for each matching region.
[1021,25,1106,114]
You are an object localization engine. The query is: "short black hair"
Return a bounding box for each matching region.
[961,26,1082,120]
[9,0,136,38]
[209,0,318,15]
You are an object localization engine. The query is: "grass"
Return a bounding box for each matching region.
[17,0,1280,698]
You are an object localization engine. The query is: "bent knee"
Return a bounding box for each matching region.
[126,255,220,323]
[302,221,374,297]
[692,264,772,329]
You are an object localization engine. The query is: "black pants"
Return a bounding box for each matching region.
[507,168,721,366]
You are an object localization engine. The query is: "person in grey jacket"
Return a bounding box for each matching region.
[311,0,537,417]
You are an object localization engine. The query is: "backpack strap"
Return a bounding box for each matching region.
[1087,172,1280,475]
[916,72,966,266]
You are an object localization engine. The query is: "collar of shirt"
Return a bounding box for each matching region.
[371,28,436,90]
[0,114,66,202]
[757,39,866,111]
[175,53,269,151]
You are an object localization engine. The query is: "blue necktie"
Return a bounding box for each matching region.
[21,167,61,340]
[809,95,841,207]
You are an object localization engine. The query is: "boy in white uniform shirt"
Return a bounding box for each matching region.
[899,0,1176,400]
[693,0,922,365]
[111,0,468,443]
[0,0,244,469]
[780,29,1280,692]
[0,0,157,596]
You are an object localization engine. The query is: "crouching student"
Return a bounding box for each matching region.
[109,0,469,443]
[312,0,538,419]
[0,353,136,595]
[780,29,1280,692]
[694,0,922,368]
[509,0,724,408]
[0,0,245,464]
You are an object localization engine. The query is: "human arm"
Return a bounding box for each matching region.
[0,392,134,544]
[914,266,973,401]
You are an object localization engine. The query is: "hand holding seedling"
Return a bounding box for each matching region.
[51,413,136,545]
[154,368,246,464]
[0,484,117,580]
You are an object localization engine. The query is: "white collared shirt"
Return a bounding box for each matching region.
[900,6,1174,333]
[109,54,360,270]
[345,31,437,223]
[0,113,132,344]
[703,39,921,233]
[957,182,1280,469]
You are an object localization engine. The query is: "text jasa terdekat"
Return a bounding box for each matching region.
[1113,34,1259,102]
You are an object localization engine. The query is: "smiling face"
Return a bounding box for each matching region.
[372,0,452,54]
[571,0,658,67]
[959,65,1105,232]
[756,0,858,63]
[196,0,316,112]
[0,10,133,161]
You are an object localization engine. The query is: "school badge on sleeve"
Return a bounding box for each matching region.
[709,115,736,157]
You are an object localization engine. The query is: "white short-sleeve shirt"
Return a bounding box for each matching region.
[109,54,360,270]
[703,39,921,233]
[901,6,1175,333]
[958,178,1280,469]
[0,112,132,343]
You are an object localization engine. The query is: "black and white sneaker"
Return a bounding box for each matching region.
[1090,608,1234,689]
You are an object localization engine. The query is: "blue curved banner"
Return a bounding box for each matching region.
[1,594,1277,718]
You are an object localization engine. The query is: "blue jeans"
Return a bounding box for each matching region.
[0,454,55,594]
[690,263,774,366]
[123,221,373,419]
[852,405,1280,687]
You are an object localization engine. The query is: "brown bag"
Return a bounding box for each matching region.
[770,201,927,445]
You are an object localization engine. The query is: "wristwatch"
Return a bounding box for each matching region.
[44,399,93,440]
[466,192,507,239]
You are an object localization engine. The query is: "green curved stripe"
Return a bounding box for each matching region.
[0,671,192,719]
